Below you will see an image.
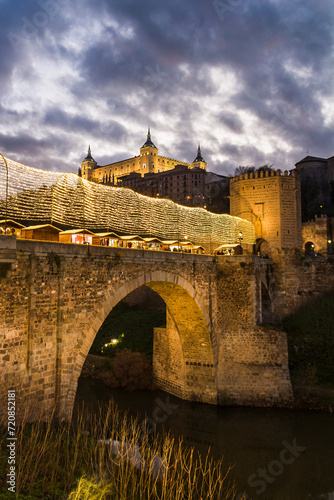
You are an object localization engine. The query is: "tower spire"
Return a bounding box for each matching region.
[193,143,205,163]
[83,145,95,162]
[141,128,156,149]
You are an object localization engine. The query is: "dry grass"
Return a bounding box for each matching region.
[0,399,246,499]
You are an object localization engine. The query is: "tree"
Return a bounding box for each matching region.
[234,164,274,176]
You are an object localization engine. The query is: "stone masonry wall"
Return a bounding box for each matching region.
[153,310,185,398]
[0,238,217,420]
[3,237,322,421]
[302,215,330,254]
[230,170,302,251]
[267,249,334,322]
[215,255,293,406]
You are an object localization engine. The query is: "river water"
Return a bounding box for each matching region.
[75,378,334,500]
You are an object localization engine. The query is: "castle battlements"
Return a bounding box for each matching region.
[230,169,297,183]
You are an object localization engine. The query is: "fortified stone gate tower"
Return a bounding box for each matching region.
[230,169,302,254]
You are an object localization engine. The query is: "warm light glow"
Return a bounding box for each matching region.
[0,156,256,248]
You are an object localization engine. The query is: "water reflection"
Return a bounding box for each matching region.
[74,379,334,499]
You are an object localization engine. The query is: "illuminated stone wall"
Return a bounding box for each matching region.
[82,138,206,184]
[302,215,330,254]
[230,169,302,252]
[8,237,334,414]
[0,237,295,421]
[89,150,192,183]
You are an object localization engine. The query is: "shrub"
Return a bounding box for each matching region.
[103,350,153,390]
[0,402,237,500]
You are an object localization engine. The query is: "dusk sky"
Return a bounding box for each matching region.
[1,0,334,176]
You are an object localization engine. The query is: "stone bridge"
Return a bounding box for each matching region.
[0,235,295,421]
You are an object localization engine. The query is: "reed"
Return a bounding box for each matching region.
[0,399,246,499]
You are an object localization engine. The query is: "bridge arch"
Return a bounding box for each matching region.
[62,271,217,418]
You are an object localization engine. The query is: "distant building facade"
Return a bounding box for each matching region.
[117,165,230,210]
[302,215,333,255]
[294,155,334,219]
[78,130,233,210]
[118,164,207,207]
[295,155,334,185]
[79,130,207,184]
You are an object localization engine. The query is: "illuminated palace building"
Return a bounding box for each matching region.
[79,130,210,207]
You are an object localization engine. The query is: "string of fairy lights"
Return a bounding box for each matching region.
[0,156,255,247]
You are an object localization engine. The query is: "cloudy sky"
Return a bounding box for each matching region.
[0,0,334,176]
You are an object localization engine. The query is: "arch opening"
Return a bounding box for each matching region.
[81,285,166,389]
[305,241,315,256]
[254,238,269,256]
[64,272,217,419]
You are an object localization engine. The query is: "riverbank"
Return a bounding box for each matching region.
[75,377,334,499]
[0,402,237,500]
[292,384,334,412]
[81,352,154,390]
[81,354,334,412]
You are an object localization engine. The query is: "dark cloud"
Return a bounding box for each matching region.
[0,0,333,175]
[218,113,244,134]
[44,108,99,134]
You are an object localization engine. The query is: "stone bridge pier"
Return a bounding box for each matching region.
[0,236,293,421]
